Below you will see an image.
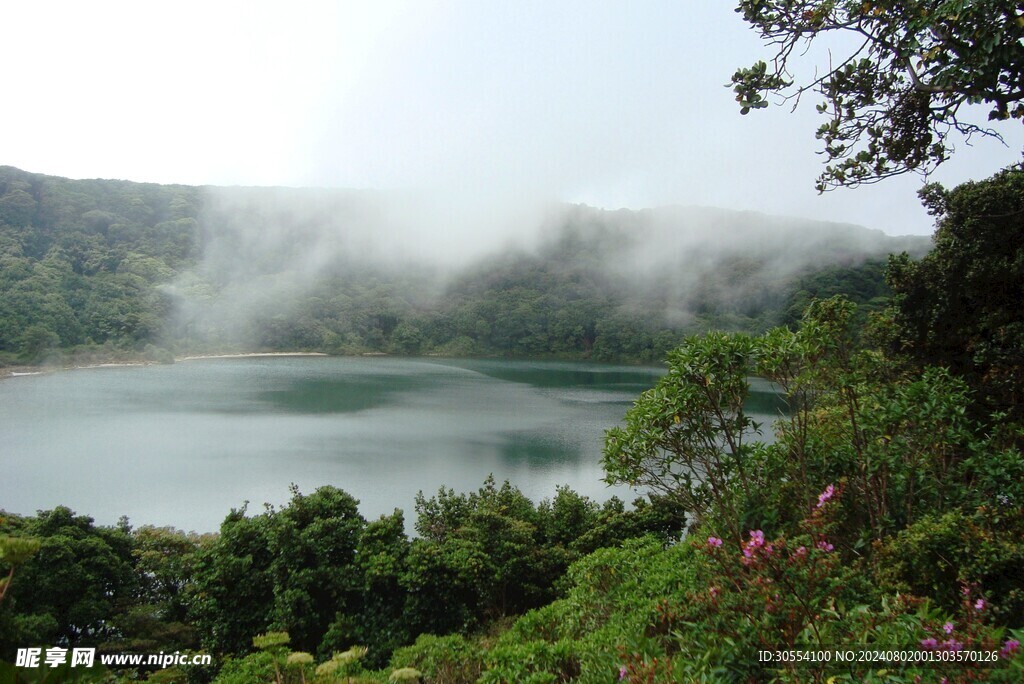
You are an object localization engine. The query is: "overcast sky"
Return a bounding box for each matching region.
[3,1,1021,236]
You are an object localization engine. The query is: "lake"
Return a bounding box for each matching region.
[0,356,785,532]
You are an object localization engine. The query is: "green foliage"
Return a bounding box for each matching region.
[0,507,136,656]
[483,507,1024,682]
[479,639,580,684]
[179,477,685,677]
[191,486,366,657]
[403,478,550,635]
[888,165,1024,424]
[402,477,687,644]
[388,634,482,684]
[471,537,699,683]
[733,0,1024,189]
[212,649,280,684]
[874,507,1024,626]
[268,487,365,654]
[603,331,764,536]
[0,535,40,604]
[387,667,421,683]
[253,632,291,651]
[120,525,205,655]
[191,503,277,656]
[608,294,1020,547]
[341,510,409,666]
[596,274,1024,679]
[780,259,891,329]
[316,645,370,680]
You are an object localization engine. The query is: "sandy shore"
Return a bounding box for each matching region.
[175,352,329,361]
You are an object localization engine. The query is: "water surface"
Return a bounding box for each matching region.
[0,357,783,532]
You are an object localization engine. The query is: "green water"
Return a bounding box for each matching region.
[0,357,784,532]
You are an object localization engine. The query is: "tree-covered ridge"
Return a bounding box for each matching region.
[0,166,928,365]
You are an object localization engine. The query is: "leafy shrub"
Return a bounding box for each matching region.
[479,639,581,684]
[388,634,482,684]
[874,507,1024,626]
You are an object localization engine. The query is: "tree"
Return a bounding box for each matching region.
[405,478,550,629]
[886,164,1024,422]
[603,331,762,538]
[0,508,136,653]
[732,0,1024,190]
[266,486,365,655]
[190,487,368,658]
[343,510,410,666]
[191,505,277,655]
[119,526,207,654]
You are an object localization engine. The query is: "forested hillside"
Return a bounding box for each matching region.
[0,166,927,365]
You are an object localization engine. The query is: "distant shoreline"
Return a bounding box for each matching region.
[0,352,330,381]
[175,352,329,361]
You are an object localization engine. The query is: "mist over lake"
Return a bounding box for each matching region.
[1,356,785,532]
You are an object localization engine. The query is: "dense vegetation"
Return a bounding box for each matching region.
[0,166,925,367]
[2,165,1022,681]
[0,481,686,682]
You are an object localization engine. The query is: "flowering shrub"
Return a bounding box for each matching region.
[609,486,1024,682]
[648,487,851,678]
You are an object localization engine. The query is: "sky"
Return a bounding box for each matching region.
[2,1,1022,236]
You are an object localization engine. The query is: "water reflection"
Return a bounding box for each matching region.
[255,375,426,414]
[428,358,662,391]
[494,431,582,469]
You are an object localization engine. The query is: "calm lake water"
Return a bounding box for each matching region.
[1,357,785,532]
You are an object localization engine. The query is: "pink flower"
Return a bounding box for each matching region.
[920,638,938,650]
[816,540,834,552]
[1001,639,1020,657]
[943,621,954,635]
[816,484,835,508]
[794,546,807,558]
[741,530,768,563]
[619,665,628,680]
[943,639,963,652]
[707,536,723,548]
[709,586,719,598]
[974,598,985,611]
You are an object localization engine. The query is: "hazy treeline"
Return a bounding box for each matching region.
[0,166,926,365]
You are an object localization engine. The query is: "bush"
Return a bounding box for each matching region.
[873,507,1024,626]
[388,634,482,684]
[478,639,580,684]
